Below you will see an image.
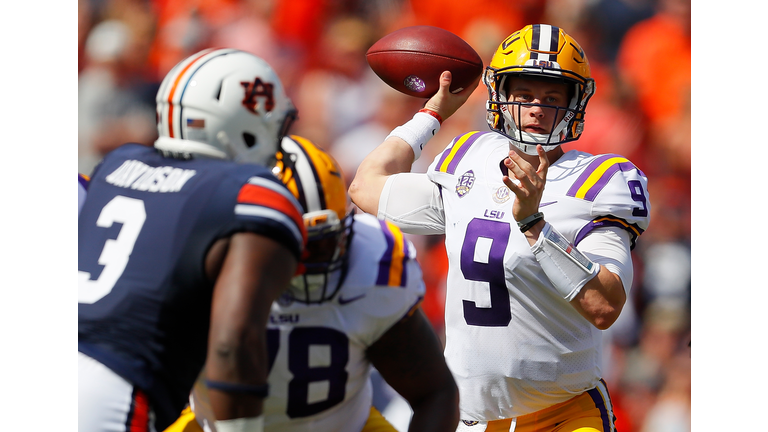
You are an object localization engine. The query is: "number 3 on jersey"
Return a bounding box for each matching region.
[78,196,146,304]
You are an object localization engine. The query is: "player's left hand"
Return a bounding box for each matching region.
[502,145,549,222]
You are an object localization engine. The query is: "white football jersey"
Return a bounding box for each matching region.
[419,131,650,420]
[191,212,425,432]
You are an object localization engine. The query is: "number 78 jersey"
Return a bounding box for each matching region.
[188,213,425,432]
[425,131,650,419]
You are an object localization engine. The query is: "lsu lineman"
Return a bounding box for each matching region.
[164,137,459,432]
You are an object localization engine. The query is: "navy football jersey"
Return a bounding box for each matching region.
[78,143,305,429]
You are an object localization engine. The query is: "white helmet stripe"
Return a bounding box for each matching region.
[280,137,323,214]
[159,48,238,139]
[292,144,323,214]
[157,49,213,139]
[530,24,559,61]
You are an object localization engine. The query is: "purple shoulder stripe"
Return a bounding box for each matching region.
[375,219,410,287]
[567,154,643,202]
[434,131,489,175]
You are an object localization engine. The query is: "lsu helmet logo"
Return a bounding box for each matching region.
[241,77,275,114]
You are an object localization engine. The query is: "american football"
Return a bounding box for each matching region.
[366,25,483,98]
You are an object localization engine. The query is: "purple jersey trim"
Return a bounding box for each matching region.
[567,154,644,202]
[79,173,90,189]
[574,216,644,250]
[434,131,488,175]
[375,220,409,287]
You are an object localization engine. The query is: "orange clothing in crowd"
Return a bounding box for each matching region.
[617,11,691,127]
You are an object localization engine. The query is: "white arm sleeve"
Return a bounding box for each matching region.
[578,226,634,294]
[377,173,445,235]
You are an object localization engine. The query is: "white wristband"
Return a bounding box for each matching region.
[214,416,264,432]
[385,111,441,161]
[531,222,600,301]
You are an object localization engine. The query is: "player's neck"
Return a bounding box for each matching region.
[510,146,564,168]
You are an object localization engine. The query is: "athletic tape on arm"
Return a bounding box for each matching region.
[531,222,600,301]
[214,416,264,432]
[385,111,441,161]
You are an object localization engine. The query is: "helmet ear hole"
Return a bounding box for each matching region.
[214,81,223,101]
[243,133,257,148]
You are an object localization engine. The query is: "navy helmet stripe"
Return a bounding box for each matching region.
[530,24,561,61]
[532,24,541,50]
[549,25,560,60]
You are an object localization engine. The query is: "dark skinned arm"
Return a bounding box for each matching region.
[204,232,298,420]
[367,307,459,432]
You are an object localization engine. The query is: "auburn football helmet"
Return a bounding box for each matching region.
[274,136,353,303]
[484,24,595,155]
[155,48,297,166]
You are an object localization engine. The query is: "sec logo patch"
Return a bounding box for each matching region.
[493,185,511,203]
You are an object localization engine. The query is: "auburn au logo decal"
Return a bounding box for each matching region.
[240,77,275,114]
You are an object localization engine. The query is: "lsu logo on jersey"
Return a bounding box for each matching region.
[456,170,475,197]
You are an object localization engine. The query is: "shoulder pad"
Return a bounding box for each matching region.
[428,131,492,175]
[568,154,651,246]
[348,214,422,291]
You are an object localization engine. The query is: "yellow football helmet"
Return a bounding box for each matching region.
[274,135,353,303]
[484,24,596,154]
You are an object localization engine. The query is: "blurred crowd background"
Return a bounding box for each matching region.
[77,0,691,431]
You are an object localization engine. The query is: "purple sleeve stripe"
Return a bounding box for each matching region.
[567,155,640,202]
[434,131,486,175]
[78,173,90,189]
[574,216,644,250]
[376,219,396,286]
